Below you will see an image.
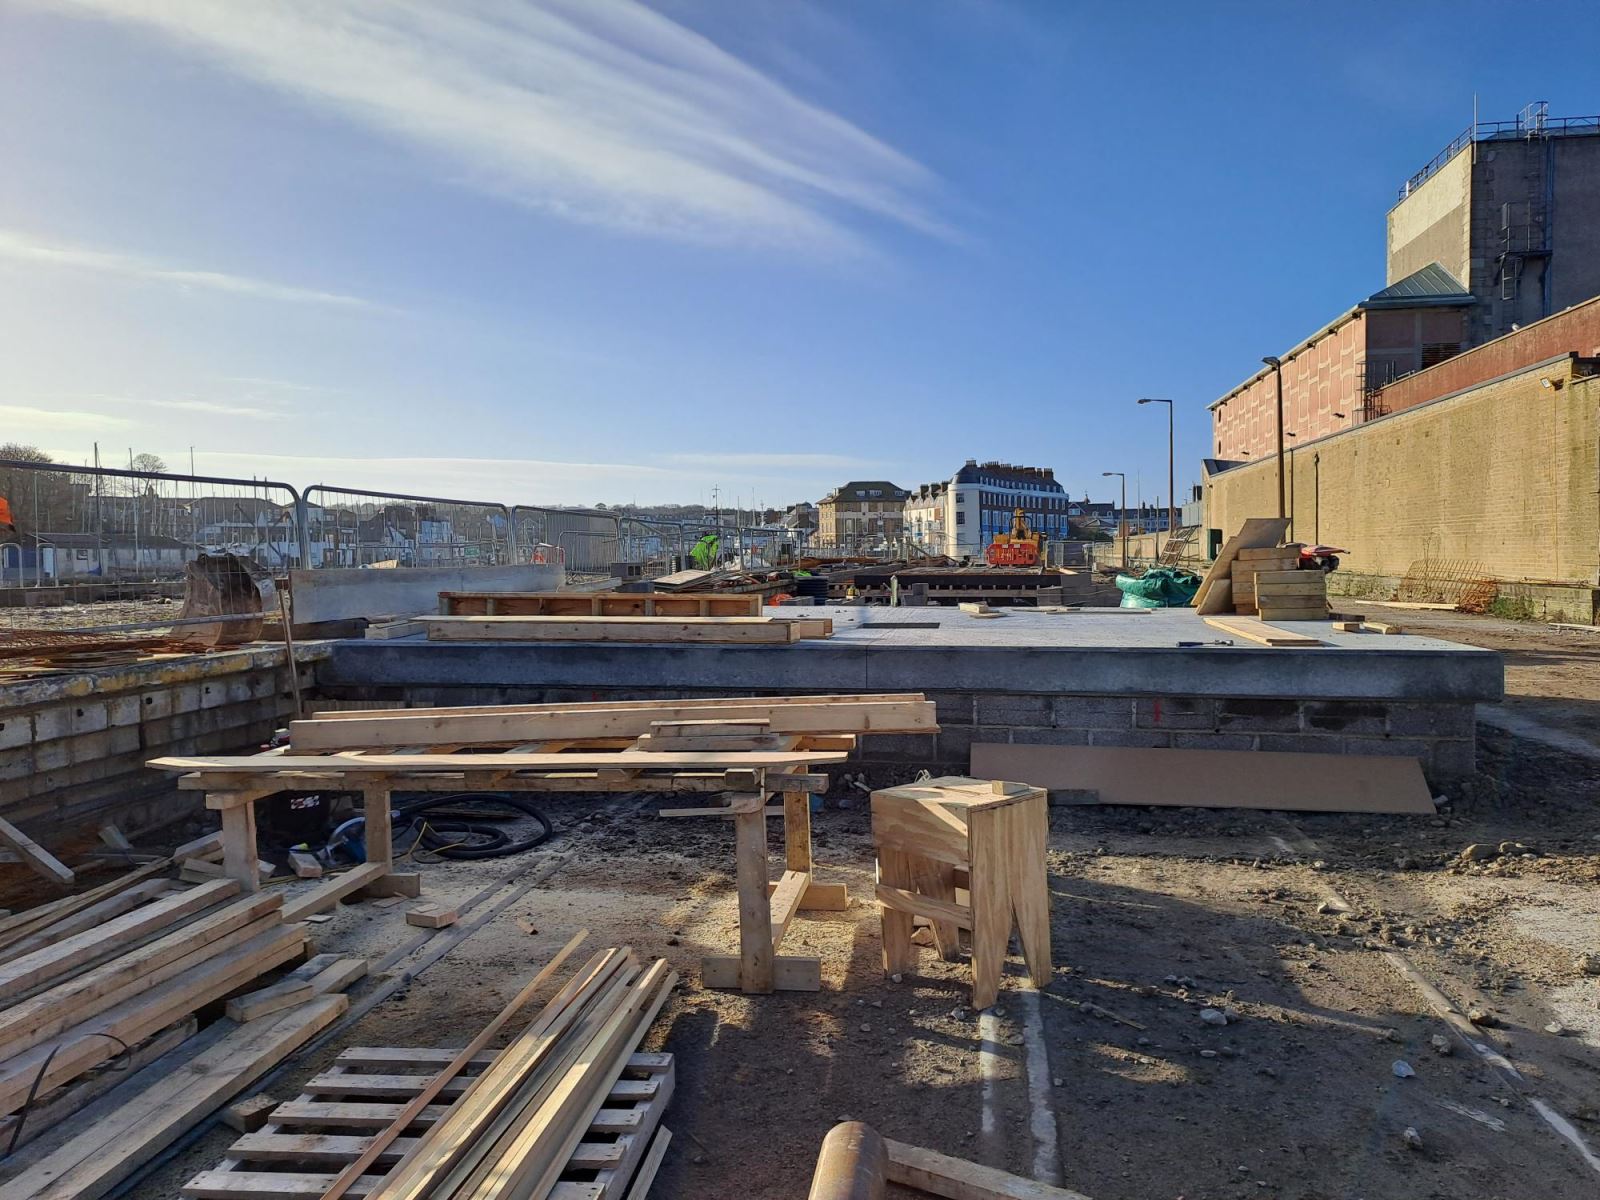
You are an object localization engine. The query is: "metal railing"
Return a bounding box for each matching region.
[303,485,515,569]
[1397,106,1600,202]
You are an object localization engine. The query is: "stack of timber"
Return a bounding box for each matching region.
[0,844,367,1198]
[1190,517,1291,616]
[182,934,678,1200]
[152,694,937,994]
[440,591,762,618]
[1228,546,1302,614]
[1253,571,1327,621]
[421,614,832,644]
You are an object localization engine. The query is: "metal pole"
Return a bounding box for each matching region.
[1263,357,1287,519]
[1167,401,1175,547]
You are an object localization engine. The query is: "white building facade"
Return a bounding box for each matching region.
[905,461,1073,559]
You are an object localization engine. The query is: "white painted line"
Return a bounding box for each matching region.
[1017,986,1062,1183]
[977,1008,1001,1150]
[1284,817,1600,1179]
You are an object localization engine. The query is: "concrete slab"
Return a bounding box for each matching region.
[289,563,564,625]
[325,605,1503,703]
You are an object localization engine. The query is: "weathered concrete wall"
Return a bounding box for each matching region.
[0,646,325,849]
[289,563,564,624]
[1207,356,1600,612]
[1388,147,1472,287]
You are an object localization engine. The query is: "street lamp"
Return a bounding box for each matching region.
[1137,398,1174,555]
[1261,356,1286,519]
[1285,432,1299,540]
[1101,471,1127,569]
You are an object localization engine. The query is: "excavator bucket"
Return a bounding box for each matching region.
[172,552,276,649]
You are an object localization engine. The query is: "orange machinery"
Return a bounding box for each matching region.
[984,507,1044,567]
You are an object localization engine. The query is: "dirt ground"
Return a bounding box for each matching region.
[75,607,1600,1199]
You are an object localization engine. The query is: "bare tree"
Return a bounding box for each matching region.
[130,452,168,475]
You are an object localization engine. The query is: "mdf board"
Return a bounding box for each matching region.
[969,744,1436,814]
[1193,518,1290,615]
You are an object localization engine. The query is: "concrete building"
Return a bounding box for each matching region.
[1390,102,1600,346]
[1213,104,1600,462]
[816,481,909,549]
[904,461,1071,559]
[1206,337,1600,621]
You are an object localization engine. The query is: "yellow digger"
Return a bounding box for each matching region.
[985,507,1045,567]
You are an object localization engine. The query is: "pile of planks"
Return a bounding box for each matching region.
[1228,545,1303,615]
[421,614,832,644]
[0,837,365,1176]
[182,933,677,1200]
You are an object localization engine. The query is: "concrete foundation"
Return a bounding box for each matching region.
[0,645,325,841]
[320,606,1503,786]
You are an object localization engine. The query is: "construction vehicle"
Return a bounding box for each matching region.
[985,507,1045,567]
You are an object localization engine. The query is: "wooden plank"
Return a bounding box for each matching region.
[222,1095,281,1133]
[1192,517,1290,614]
[317,931,586,1200]
[1363,620,1403,635]
[0,922,308,1117]
[288,852,323,880]
[280,863,386,924]
[0,815,73,886]
[1237,544,1302,561]
[700,954,820,991]
[0,877,239,1003]
[1201,616,1325,647]
[0,896,281,1058]
[0,1018,196,1154]
[969,744,1436,815]
[875,883,972,929]
[226,979,316,1023]
[290,697,934,750]
[0,995,347,1200]
[623,1127,672,1200]
[308,692,927,720]
[768,870,809,951]
[1256,607,1328,623]
[155,750,847,775]
[0,879,171,962]
[422,616,801,644]
[404,904,458,930]
[883,1138,1095,1200]
[440,591,762,618]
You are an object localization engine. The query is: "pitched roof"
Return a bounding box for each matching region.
[823,481,909,503]
[1361,262,1475,309]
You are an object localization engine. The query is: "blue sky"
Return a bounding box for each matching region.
[0,0,1594,509]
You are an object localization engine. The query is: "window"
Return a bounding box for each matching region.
[956,511,965,525]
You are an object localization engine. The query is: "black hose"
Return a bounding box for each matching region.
[391,793,554,860]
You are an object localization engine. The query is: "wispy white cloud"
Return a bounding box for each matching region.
[145,397,281,420]
[49,0,950,253]
[0,229,375,309]
[0,403,136,433]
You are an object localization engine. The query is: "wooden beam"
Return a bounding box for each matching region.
[883,1138,1096,1200]
[700,954,820,991]
[0,816,73,887]
[1201,616,1324,647]
[288,698,936,752]
[154,749,849,776]
[768,870,810,951]
[280,863,386,924]
[1192,518,1290,615]
[0,995,347,1200]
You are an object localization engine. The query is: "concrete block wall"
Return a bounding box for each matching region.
[0,646,324,848]
[331,683,1476,787]
[1207,356,1600,616]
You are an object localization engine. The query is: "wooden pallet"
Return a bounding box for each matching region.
[182,1047,674,1199]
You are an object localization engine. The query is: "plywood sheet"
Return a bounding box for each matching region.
[969,744,1434,814]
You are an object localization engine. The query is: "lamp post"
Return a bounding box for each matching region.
[1285,431,1299,540]
[1101,471,1127,570]
[1137,398,1174,555]
[1261,356,1286,519]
